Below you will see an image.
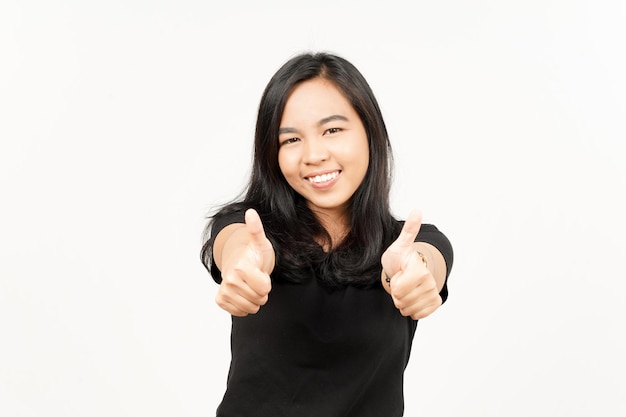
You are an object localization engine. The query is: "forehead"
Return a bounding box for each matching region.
[281,78,356,124]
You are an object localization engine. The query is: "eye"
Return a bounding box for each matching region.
[280,137,300,146]
[324,127,342,135]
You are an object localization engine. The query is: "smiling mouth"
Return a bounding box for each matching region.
[306,171,340,184]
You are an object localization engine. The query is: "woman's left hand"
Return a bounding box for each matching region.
[381,210,442,320]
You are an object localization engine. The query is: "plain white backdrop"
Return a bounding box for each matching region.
[1,1,625,416]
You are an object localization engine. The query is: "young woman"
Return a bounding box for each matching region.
[201,52,453,417]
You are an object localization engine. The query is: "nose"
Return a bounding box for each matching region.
[302,137,329,164]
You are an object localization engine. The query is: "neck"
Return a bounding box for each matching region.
[311,209,350,251]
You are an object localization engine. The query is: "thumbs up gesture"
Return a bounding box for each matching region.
[215,209,275,317]
[381,210,442,320]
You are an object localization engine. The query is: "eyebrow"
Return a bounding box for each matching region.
[278,114,349,135]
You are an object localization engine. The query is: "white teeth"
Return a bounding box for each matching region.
[308,171,339,184]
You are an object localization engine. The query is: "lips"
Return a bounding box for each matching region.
[305,170,341,185]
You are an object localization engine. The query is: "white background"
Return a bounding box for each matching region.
[1,1,625,416]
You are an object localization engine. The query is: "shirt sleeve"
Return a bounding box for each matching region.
[415,223,454,304]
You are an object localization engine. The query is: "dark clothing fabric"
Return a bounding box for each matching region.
[209,213,453,417]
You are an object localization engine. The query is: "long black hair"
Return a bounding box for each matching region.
[201,52,401,288]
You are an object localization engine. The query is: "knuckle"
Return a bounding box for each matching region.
[435,295,443,307]
[399,307,413,317]
[417,276,436,292]
[412,307,428,320]
[215,296,233,313]
[215,291,228,304]
[231,265,249,277]
[220,272,238,286]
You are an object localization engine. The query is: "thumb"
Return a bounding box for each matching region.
[382,209,423,277]
[244,208,274,273]
[396,209,423,249]
[245,208,268,248]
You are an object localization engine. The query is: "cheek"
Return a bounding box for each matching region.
[361,147,370,173]
[358,134,370,168]
[356,156,370,185]
[277,150,297,179]
[352,139,370,183]
[339,136,370,173]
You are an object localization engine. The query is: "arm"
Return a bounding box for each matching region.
[411,241,447,293]
[213,209,275,317]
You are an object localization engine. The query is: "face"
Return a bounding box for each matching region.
[278,78,369,222]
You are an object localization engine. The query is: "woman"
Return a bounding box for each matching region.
[201,52,453,416]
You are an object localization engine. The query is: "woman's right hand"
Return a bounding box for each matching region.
[214,209,275,316]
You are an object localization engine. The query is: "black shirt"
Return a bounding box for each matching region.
[210,217,453,417]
